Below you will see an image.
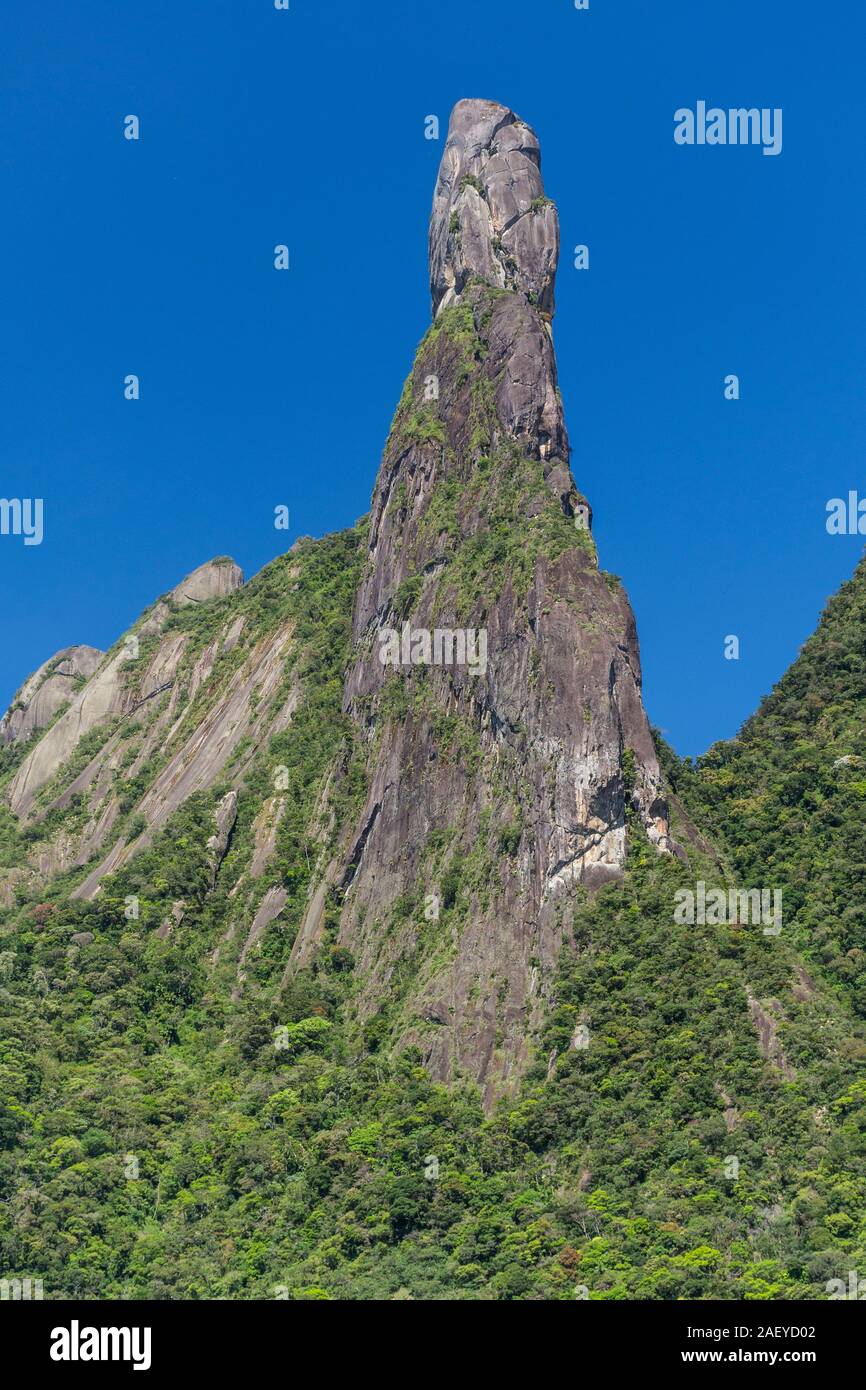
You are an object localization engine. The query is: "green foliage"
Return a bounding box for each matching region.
[1,303,865,1302]
[3,799,863,1300]
[669,554,866,1014]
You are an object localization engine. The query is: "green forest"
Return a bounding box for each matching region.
[1,535,865,1301]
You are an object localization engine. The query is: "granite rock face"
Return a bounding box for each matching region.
[429,99,559,318]
[0,646,103,746]
[171,558,244,606]
[207,790,239,886]
[5,553,244,817]
[1,101,673,1107]
[8,649,131,816]
[331,99,674,1099]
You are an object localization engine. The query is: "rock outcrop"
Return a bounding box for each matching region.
[171,558,244,607]
[0,645,103,746]
[332,99,674,1097]
[7,558,244,819]
[9,649,131,816]
[429,99,558,318]
[1,101,673,1106]
[207,790,239,886]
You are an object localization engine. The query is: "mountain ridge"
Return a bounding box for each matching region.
[1,101,864,1301]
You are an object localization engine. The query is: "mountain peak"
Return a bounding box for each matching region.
[170,557,244,606]
[429,99,559,318]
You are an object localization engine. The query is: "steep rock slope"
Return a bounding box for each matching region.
[0,101,673,1101]
[0,556,305,900]
[0,646,103,747]
[0,526,366,967]
[0,100,864,1302]
[331,99,674,1094]
[6,559,244,821]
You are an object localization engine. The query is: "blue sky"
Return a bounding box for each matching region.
[1,0,864,755]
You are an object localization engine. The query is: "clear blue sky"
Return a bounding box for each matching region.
[2,0,864,756]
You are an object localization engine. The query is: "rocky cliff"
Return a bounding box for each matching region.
[1,100,673,1100]
[0,645,103,747]
[325,100,674,1095]
[2,101,866,1303]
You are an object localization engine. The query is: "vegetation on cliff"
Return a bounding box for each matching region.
[2,536,865,1300]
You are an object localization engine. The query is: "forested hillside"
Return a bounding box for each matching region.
[1,97,864,1302]
[666,553,866,1015]
[1,533,865,1299]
